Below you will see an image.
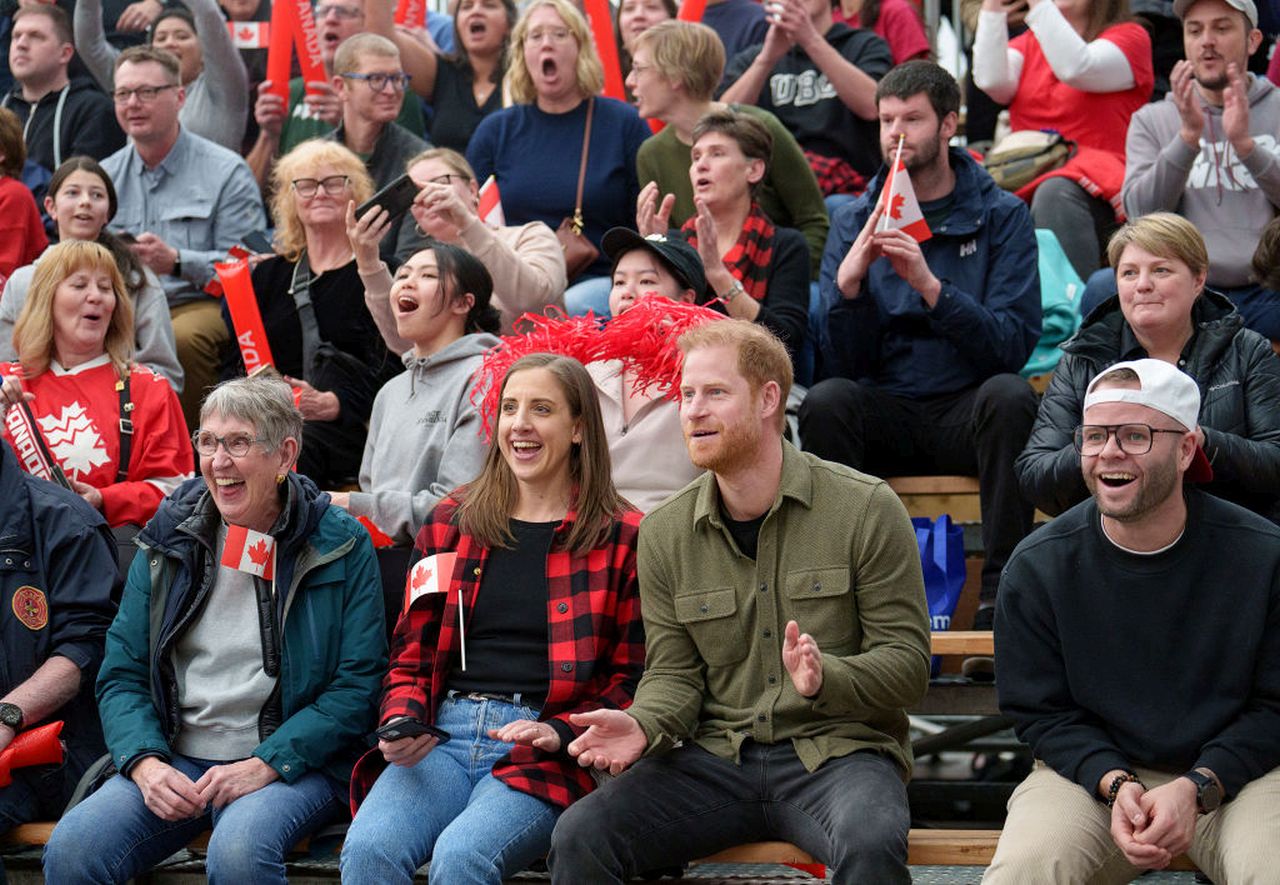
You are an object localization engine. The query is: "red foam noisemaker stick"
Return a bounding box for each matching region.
[288,0,327,98]
[677,0,708,21]
[0,721,64,788]
[216,259,276,376]
[583,0,625,101]
[265,0,293,102]
[393,0,427,28]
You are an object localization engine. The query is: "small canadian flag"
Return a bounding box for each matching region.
[404,552,457,610]
[227,21,270,49]
[221,525,275,580]
[876,135,932,243]
[477,176,504,227]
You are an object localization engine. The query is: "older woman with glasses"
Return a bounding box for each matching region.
[351,147,565,338]
[219,139,399,488]
[75,0,248,151]
[466,0,650,318]
[43,372,387,885]
[1016,212,1280,522]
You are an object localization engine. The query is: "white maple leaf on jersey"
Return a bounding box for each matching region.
[37,402,110,477]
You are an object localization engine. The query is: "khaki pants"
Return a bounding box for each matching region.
[170,299,229,430]
[984,761,1280,884]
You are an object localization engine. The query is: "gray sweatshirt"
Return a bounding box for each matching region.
[75,0,249,152]
[1123,73,1280,289]
[0,255,184,392]
[348,333,499,543]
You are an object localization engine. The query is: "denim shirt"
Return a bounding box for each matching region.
[101,128,266,306]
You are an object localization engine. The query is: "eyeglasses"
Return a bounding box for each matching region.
[524,27,572,45]
[291,174,350,198]
[314,3,362,19]
[112,84,178,104]
[193,431,268,458]
[424,173,469,186]
[1073,424,1187,457]
[341,71,411,92]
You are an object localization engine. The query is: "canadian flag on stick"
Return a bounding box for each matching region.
[477,176,504,227]
[404,552,467,669]
[222,525,276,580]
[876,134,932,243]
[227,21,270,49]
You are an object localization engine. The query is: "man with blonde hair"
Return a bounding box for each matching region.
[548,319,930,884]
[632,20,827,274]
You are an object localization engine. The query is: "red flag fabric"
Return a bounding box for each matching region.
[477,175,504,227]
[357,515,395,548]
[222,524,276,580]
[404,552,456,610]
[216,259,276,376]
[228,21,270,49]
[876,139,932,243]
[394,0,427,28]
[677,0,707,20]
[582,0,625,101]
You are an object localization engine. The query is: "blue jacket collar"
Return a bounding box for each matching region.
[864,146,995,237]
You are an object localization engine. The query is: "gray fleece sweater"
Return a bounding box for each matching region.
[1123,73,1280,289]
[348,333,499,543]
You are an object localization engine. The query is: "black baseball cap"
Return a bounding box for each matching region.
[602,228,711,301]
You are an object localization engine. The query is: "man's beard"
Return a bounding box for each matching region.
[685,416,763,476]
[1085,453,1182,523]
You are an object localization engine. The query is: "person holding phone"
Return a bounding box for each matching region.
[218,139,400,488]
[340,353,644,885]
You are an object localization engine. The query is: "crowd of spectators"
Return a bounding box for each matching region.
[1,0,1279,879]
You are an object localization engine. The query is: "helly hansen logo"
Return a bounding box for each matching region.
[959,240,978,258]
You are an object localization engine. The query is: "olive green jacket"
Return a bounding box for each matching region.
[630,441,930,779]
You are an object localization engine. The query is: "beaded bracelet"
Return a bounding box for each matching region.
[1106,772,1145,807]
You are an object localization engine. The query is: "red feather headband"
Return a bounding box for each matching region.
[472,298,725,437]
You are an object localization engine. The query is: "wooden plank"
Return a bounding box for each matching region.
[694,841,818,865]
[887,476,981,496]
[0,821,54,846]
[931,630,994,656]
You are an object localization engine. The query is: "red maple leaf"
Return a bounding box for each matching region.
[889,193,906,221]
[237,26,255,40]
[247,539,271,566]
[410,566,432,591]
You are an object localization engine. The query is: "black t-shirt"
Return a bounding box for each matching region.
[920,192,956,232]
[721,507,768,560]
[447,519,556,705]
[722,24,893,177]
[430,58,503,154]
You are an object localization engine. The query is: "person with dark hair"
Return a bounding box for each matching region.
[974,0,1154,279]
[340,352,643,885]
[0,106,47,282]
[801,61,1041,634]
[0,156,182,390]
[2,6,123,179]
[616,0,675,91]
[328,242,502,542]
[365,0,515,152]
[631,21,828,277]
[639,108,809,363]
[548,319,930,884]
[720,0,892,204]
[833,0,930,63]
[219,139,399,488]
[75,0,249,151]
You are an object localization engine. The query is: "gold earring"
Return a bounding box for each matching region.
[276,473,286,484]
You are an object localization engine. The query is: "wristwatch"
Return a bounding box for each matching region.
[719,280,745,306]
[0,702,24,732]
[1183,769,1222,814]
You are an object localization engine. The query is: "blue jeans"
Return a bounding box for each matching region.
[563,274,613,318]
[340,695,561,885]
[43,755,344,884]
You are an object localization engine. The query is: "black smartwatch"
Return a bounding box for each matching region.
[1183,769,1222,814]
[0,702,24,732]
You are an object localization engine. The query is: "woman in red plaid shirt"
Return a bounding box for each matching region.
[340,353,644,885]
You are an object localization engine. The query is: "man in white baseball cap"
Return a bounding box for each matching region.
[985,358,1280,883]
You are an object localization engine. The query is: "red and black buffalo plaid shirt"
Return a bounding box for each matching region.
[350,496,644,812]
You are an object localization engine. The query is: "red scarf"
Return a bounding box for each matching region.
[680,201,775,303]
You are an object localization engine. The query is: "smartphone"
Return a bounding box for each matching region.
[355,174,419,224]
[374,718,451,744]
[242,229,273,254]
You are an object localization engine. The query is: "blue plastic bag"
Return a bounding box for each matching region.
[913,515,966,675]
